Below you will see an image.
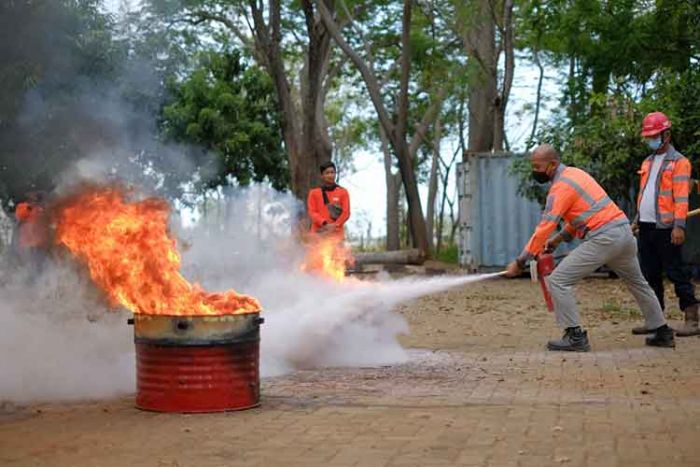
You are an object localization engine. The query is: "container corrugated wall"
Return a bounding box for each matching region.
[457,153,543,270]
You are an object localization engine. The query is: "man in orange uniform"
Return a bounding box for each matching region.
[631,112,699,336]
[505,144,673,351]
[14,191,50,269]
[307,162,350,239]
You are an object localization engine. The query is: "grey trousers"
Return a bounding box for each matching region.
[545,224,666,330]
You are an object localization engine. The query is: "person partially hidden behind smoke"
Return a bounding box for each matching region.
[13,191,50,276]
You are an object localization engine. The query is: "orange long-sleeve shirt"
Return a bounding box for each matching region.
[307,185,350,238]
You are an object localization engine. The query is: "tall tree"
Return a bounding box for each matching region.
[146,0,341,201]
[318,0,448,254]
[444,0,516,153]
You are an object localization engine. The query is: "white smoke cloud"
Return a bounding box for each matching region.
[0,260,135,404]
[0,183,496,404]
[180,186,498,376]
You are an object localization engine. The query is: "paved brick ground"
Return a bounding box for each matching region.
[1,278,699,466]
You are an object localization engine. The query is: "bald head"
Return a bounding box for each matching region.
[530,144,560,183]
[531,144,560,163]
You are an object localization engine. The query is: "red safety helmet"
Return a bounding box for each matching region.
[640,112,672,137]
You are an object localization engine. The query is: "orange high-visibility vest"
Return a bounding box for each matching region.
[307,185,350,239]
[519,164,628,262]
[636,146,692,229]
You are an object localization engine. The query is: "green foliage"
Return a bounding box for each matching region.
[161,50,289,191]
[646,65,700,155]
[435,243,459,264]
[515,0,700,209]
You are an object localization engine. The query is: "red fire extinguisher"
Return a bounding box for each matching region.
[536,252,555,312]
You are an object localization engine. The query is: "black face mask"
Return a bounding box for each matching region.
[531,170,551,184]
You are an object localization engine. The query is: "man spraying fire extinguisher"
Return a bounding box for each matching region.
[504,144,674,351]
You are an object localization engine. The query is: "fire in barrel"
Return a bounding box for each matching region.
[54,186,262,413]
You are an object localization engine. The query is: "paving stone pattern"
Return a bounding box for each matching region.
[1,278,698,467]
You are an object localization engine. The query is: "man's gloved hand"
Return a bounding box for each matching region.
[671,226,685,245]
[318,223,338,234]
[505,260,523,278]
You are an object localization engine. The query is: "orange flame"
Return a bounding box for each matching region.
[54,186,260,316]
[300,234,354,282]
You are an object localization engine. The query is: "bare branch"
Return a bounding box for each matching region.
[300,0,317,41]
[528,47,545,150]
[396,0,412,142]
[270,0,282,46]
[186,11,253,49]
[322,55,349,97]
[248,0,269,46]
[316,0,395,137]
[339,0,375,65]
[408,87,447,158]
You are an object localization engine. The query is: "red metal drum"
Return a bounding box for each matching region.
[131,313,263,413]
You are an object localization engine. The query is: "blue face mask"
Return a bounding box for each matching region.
[646,137,662,151]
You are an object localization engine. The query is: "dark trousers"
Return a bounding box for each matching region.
[638,223,698,311]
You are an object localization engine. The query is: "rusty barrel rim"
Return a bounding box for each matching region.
[131,312,263,347]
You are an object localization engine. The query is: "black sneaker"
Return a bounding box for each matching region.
[645,325,675,348]
[547,327,591,352]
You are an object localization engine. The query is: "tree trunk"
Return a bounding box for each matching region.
[426,118,441,252]
[465,0,497,153]
[200,1,335,202]
[527,46,545,151]
[299,0,334,196]
[380,125,401,250]
[354,249,425,266]
[447,194,458,245]
[317,0,431,256]
[493,0,514,151]
[436,144,459,254]
[393,0,430,255]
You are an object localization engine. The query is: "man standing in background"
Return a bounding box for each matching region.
[307,162,350,240]
[303,162,352,278]
[14,191,50,272]
[632,112,699,337]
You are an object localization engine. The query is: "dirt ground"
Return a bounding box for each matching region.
[1,276,699,467]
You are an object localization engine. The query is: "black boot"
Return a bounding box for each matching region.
[645,324,675,348]
[631,325,655,335]
[547,327,591,352]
